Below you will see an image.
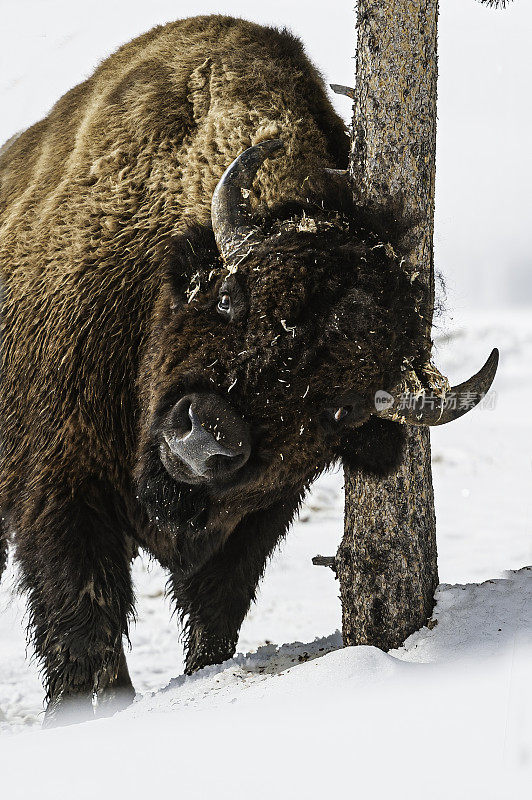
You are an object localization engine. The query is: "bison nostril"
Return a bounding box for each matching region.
[169,398,194,439]
[205,452,244,473]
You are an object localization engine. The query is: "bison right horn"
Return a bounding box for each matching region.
[211,139,284,261]
[375,348,499,426]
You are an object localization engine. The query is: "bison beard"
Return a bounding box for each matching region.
[0,16,496,726]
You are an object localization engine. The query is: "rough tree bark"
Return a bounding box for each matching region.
[337,0,440,649]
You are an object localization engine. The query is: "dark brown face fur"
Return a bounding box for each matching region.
[135,210,427,542]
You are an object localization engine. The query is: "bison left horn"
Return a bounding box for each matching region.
[211,139,284,260]
[375,348,499,426]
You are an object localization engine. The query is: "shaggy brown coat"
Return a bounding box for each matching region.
[0,16,425,724]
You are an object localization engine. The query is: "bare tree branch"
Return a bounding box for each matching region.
[312,555,337,574]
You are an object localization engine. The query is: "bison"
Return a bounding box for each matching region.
[0,15,497,726]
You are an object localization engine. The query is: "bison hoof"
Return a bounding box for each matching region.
[95,684,136,719]
[43,693,94,728]
[185,633,237,674]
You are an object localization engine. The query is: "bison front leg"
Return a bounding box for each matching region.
[15,481,135,727]
[171,494,302,675]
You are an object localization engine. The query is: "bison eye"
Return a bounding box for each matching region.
[217,293,232,317]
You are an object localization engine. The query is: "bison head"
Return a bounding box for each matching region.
[136,141,498,546]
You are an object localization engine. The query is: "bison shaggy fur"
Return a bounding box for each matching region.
[0,16,427,725]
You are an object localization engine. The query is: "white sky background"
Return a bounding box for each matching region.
[1,0,530,311]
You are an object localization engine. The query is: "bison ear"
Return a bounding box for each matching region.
[158,225,221,304]
[335,417,407,477]
[187,58,213,122]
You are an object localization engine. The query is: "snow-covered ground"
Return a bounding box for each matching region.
[1,310,531,797]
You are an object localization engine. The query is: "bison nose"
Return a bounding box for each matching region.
[163,393,251,480]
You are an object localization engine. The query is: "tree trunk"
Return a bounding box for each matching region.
[337,0,439,650]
